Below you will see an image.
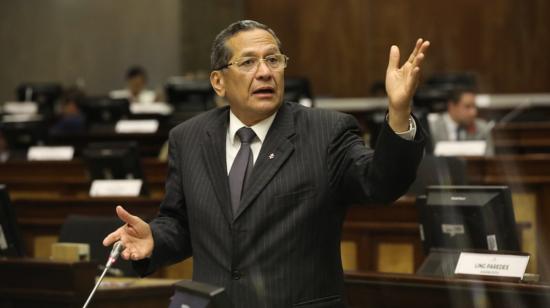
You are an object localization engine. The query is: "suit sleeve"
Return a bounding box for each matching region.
[328,113,425,204]
[133,128,193,276]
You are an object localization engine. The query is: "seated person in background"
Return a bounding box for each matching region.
[428,87,494,155]
[110,66,158,104]
[50,87,86,134]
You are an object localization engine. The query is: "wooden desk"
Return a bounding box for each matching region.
[5,155,550,280]
[494,122,550,154]
[0,258,175,308]
[0,158,167,198]
[12,196,161,257]
[48,128,169,158]
[345,271,550,308]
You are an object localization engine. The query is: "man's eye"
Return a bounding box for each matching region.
[240,59,256,67]
[266,57,279,64]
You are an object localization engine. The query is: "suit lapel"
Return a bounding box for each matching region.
[234,103,296,220]
[201,107,232,224]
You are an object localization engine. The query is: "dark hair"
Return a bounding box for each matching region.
[62,86,86,105]
[448,86,476,104]
[210,20,282,70]
[126,66,147,80]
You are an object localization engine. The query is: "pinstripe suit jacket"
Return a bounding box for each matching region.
[136,102,425,307]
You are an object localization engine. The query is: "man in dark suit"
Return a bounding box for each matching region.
[104,20,430,307]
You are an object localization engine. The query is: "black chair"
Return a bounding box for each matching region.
[58,215,136,277]
[407,155,468,196]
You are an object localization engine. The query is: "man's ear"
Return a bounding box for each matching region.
[210,71,226,97]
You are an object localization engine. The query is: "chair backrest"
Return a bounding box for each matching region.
[408,155,468,196]
[58,215,136,276]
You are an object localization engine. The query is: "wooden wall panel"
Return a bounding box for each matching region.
[244,0,550,96]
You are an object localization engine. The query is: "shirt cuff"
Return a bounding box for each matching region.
[387,115,417,141]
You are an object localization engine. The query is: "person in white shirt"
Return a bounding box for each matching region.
[110,66,157,104]
[428,87,494,155]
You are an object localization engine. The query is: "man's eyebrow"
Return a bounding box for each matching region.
[238,47,280,57]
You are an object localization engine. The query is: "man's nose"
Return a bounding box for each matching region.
[255,60,273,80]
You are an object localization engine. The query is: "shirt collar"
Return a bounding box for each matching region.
[444,113,459,130]
[228,110,277,145]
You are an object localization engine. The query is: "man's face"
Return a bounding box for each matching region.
[210,29,285,126]
[448,92,477,126]
[128,75,146,95]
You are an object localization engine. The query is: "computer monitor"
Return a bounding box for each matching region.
[284,77,314,106]
[83,141,143,178]
[165,78,216,113]
[169,280,233,308]
[0,185,25,257]
[16,82,63,115]
[417,185,520,254]
[80,96,130,125]
[0,115,47,151]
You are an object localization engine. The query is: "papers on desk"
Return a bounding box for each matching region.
[434,141,487,156]
[115,119,159,134]
[129,102,173,115]
[2,101,38,114]
[89,179,143,197]
[27,146,75,161]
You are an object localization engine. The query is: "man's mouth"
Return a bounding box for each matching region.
[252,86,275,98]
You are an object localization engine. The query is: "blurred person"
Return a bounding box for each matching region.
[429,87,494,154]
[50,87,86,134]
[110,66,158,103]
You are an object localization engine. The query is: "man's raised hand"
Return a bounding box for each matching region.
[385,38,430,132]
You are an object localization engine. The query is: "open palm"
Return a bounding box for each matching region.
[385,38,430,113]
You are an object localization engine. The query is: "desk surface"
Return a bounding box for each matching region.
[345,271,550,308]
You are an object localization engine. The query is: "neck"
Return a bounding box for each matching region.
[231,110,276,127]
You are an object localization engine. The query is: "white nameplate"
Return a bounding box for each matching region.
[455,252,529,279]
[27,146,74,161]
[3,101,38,114]
[434,141,487,156]
[130,102,173,115]
[115,119,159,134]
[89,179,143,197]
[2,114,42,122]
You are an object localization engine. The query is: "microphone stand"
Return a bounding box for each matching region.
[82,241,125,308]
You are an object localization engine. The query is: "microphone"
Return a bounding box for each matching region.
[82,241,125,308]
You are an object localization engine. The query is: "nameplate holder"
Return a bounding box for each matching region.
[115,119,159,133]
[27,146,74,161]
[89,179,143,197]
[434,141,487,156]
[3,101,38,114]
[454,251,529,280]
[130,102,173,115]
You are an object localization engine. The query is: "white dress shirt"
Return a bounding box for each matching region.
[443,113,459,141]
[226,110,417,174]
[226,110,277,174]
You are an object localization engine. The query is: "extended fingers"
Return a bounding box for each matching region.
[116,205,141,226]
[387,45,401,71]
[407,38,423,64]
[410,42,430,77]
[103,228,122,247]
